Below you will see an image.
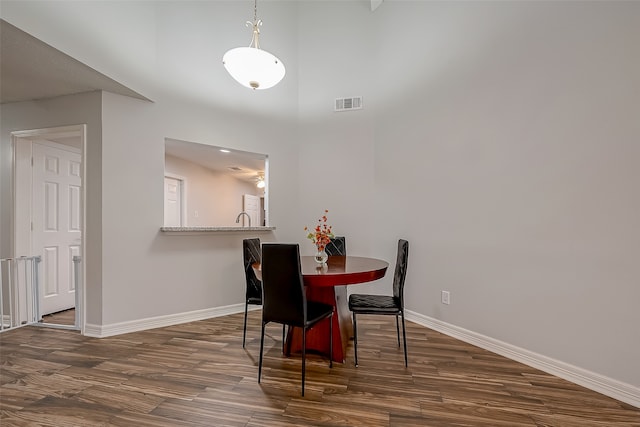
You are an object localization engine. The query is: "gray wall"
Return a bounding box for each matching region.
[0,91,104,324]
[1,0,638,392]
[297,1,640,388]
[98,91,299,325]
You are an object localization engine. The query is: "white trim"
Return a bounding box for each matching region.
[263,156,269,226]
[406,310,640,409]
[11,125,83,140]
[79,124,87,334]
[83,303,255,338]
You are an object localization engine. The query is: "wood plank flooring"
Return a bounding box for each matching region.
[1,310,638,426]
[41,309,76,326]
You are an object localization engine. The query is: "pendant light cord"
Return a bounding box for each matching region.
[247,0,262,49]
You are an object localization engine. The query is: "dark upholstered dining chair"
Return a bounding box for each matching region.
[258,243,334,396]
[348,239,409,367]
[242,238,262,347]
[325,236,346,256]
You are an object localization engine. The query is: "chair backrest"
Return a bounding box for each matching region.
[243,238,262,300]
[325,236,346,256]
[261,244,306,326]
[392,239,409,308]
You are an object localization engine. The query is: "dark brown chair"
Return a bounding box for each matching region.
[242,238,262,347]
[325,236,346,256]
[348,239,409,367]
[258,243,334,396]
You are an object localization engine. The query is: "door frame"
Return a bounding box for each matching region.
[12,124,86,332]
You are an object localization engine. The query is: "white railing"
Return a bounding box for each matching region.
[1,255,81,332]
[34,255,81,330]
[0,256,41,331]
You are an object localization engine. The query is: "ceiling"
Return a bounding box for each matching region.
[0,19,149,104]
[165,138,266,183]
[1,19,263,183]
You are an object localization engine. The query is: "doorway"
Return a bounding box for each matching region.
[13,125,86,330]
[243,194,260,227]
[164,174,185,227]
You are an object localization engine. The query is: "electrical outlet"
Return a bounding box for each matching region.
[441,290,451,305]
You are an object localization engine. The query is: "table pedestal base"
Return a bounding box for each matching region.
[286,285,351,363]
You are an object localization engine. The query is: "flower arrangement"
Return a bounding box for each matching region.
[304,209,334,252]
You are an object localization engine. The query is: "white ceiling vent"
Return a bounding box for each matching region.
[335,96,363,112]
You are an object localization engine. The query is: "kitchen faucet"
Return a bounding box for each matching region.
[235,211,251,227]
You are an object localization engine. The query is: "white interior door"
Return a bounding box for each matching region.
[32,141,81,315]
[243,194,260,227]
[164,176,182,226]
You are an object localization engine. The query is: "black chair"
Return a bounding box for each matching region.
[258,243,334,396]
[242,238,262,348]
[325,236,346,256]
[348,239,409,367]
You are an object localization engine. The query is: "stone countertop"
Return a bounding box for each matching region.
[160,226,275,234]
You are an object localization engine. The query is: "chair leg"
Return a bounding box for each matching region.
[301,327,306,397]
[352,312,359,367]
[395,314,400,348]
[242,301,249,348]
[258,321,266,383]
[401,311,408,367]
[329,312,333,369]
[282,325,286,353]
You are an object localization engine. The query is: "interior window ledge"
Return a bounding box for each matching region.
[161,226,275,234]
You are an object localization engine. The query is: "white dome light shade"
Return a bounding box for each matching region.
[223,47,285,90]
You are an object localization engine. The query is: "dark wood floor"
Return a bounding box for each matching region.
[1,310,638,426]
[41,309,76,326]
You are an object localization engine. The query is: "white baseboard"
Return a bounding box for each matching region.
[84,303,249,338]
[406,311,639,409]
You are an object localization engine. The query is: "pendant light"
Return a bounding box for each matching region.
[222,0,285,90]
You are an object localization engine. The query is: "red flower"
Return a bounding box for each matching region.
[305,210,335,252]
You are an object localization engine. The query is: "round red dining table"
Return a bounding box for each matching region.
[254,255,388,362]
